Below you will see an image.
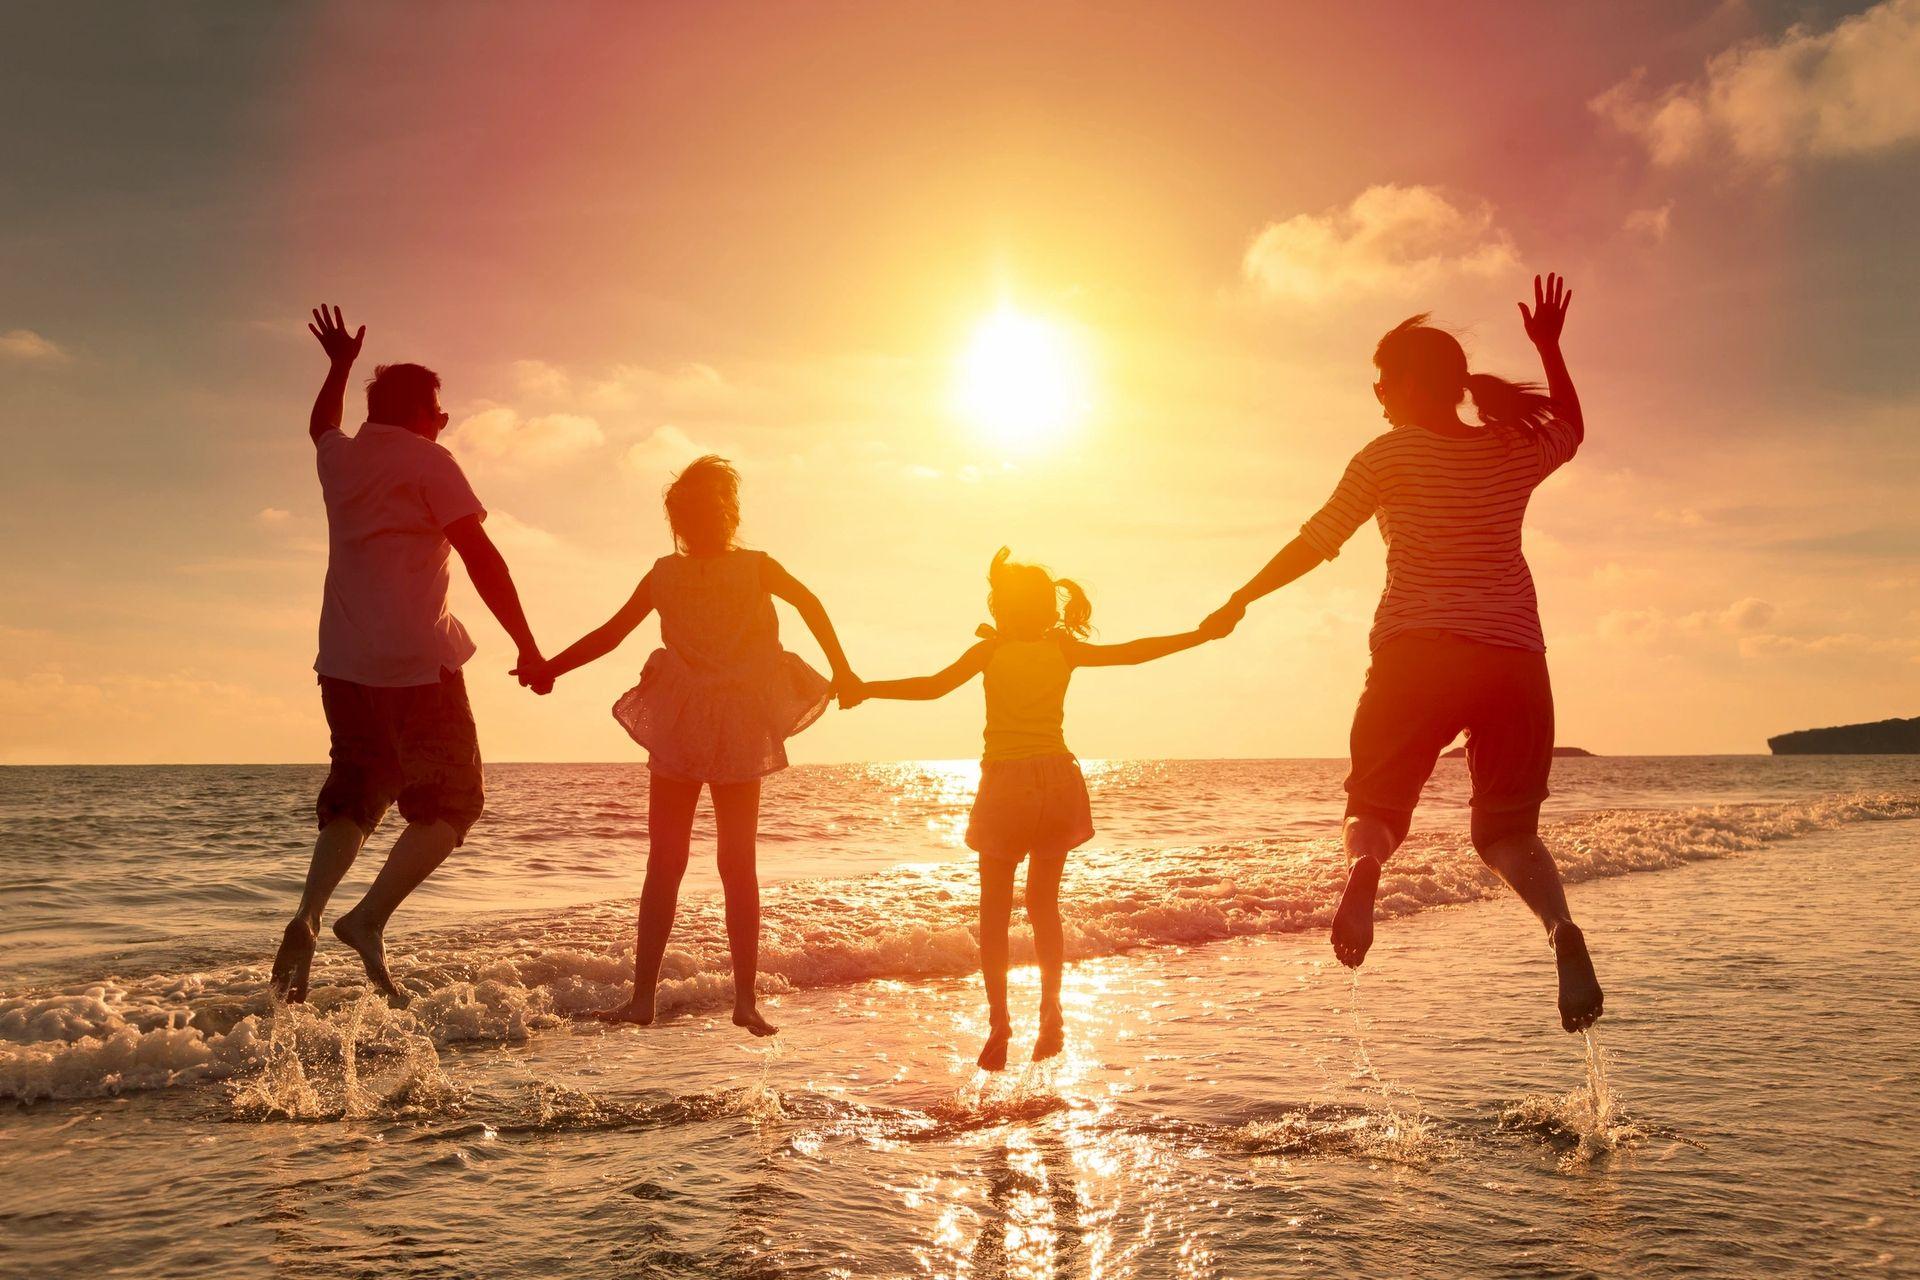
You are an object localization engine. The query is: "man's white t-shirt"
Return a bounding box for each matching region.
[314,421,486,687]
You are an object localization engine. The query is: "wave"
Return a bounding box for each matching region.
[2,791,1914,1103]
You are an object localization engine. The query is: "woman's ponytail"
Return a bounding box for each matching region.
[1465,372,1555,435]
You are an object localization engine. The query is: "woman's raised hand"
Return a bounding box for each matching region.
[1519,273,1571,348]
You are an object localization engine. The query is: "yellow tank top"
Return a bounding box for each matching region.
[981,637,1073,762]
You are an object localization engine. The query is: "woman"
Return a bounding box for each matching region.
[1206,273,1602,1032]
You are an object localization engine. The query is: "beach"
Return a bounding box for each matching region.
[2,756,1916,1276]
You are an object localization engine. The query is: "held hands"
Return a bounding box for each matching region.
[834,672,867,711]
[1519,273,1571,349]
[511,650,554,696]
[1199,598,1245,641]
[307,304,365,368]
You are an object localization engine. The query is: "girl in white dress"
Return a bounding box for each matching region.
[521,456,855,1035]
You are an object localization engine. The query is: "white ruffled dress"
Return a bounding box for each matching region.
[613,549,831,784]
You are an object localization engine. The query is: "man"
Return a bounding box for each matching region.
[269,304,542,1007]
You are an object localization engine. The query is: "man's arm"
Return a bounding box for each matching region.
[445,515,541,670]
[306,304,365,444]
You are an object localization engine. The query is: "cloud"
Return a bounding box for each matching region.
[622,425,715,482]
[255,507,292,526]
[446,405,605,465]
[1623,203,1673,242]
[1,328,69,362]
[1242,184,1518,301]
[510,359,571,397]
[484,510,563,554]
[1592,0,1920,169]
[587,362,732,414]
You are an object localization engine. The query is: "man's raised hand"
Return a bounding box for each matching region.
[308,304,365,368]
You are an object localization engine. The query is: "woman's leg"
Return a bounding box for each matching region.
[1471,812,1603,1033]
[602,772,701,1023]
[712,778,775,1036]
[1025,850,1070,1062]
[1330,809,1409,968]
[977,855,1017,1070]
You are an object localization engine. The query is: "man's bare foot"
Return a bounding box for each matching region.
[270,919,317,1004]
[1552,922,1604,1032]
[590,994,657,1025]
[1032,1007,1065,1063]
[733,1004,778,1037]
[1331,854,1381,968]
[978,1022,1011,1072]
[332,909,407,1008]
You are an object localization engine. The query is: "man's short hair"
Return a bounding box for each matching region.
[365,363,442,425]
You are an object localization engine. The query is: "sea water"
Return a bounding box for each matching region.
[1,756,1916,1276]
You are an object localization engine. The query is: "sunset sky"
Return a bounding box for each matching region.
[3,0,1917,764]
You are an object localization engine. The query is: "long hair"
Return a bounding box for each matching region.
[1375,314,1554,435]
[984,547,1092,641]
[662,455,741,554]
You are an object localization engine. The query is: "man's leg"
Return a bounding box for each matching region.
[334,819,457,1006]
[271,816,367,1003]
[712,779,774,1037]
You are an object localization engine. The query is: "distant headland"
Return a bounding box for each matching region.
[1768,716,1920,755]
[1443,746,1595,759]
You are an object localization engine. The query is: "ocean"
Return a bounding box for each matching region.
[2,756,1916,1277]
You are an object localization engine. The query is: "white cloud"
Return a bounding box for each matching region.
[587,363,732,414]
[1592,0,1920,169]
[510,359,571,397]
[1,328,70,362]
[484,511,563,554]
[1242,184,1519,302]
[622,425,716,482]
[1624,203,1673,241]
[255,507,292,526]
[446,405,605,466]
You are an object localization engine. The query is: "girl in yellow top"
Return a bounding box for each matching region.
[843,549,1224,1070]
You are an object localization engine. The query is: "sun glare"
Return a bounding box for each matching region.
[955,307,1088,450]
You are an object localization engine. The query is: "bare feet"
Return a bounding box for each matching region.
[733,1003,778,1037]
[590,995,657,1025]
[1552,923,1604,1033]
[1032,1006,1065,1063]
[332,908,407,1008]
[1331,854,1381,968]
[978,1021,1012,1072]
[270,919,317,1003]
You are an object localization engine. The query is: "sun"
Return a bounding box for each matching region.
[954,307,1089,450]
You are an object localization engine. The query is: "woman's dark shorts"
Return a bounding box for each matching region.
[316,668,484,845]
[1344,630,1553,850]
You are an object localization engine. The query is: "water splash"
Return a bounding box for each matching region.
[1501,1027,1644,1170]
[1343,970,1446,1164]
[228,994,455,1121]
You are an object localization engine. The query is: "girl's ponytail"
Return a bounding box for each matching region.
[1056,578,1093,638]
[1465,372,1555,435]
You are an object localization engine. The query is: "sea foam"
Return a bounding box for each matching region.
[2,792,1913,1102]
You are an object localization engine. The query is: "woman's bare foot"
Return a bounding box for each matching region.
[332,908,406,1008]
[1330,854,1381,968]
[977,1021,1012,1072]
[1552,923,1604,1032]
[270,919,317,1003]
[1032,1006,1065,1063]
[733,1003,778,1037]
[590,994,657,1025]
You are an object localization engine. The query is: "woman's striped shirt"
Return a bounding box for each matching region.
[1299,418,1581,653]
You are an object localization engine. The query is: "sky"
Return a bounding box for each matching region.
[2,0,1917,764]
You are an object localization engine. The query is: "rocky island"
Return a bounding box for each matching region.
[1768,716,1920,754]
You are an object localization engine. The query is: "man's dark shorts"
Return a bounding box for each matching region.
[316,668,484,845]
[1343,630,1553,851]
